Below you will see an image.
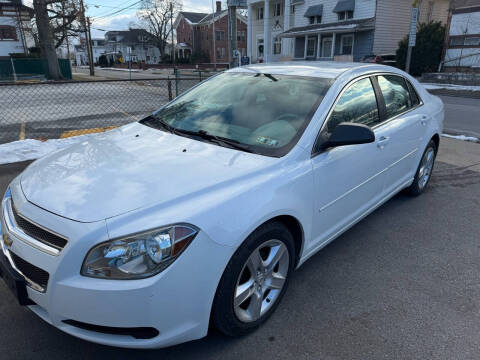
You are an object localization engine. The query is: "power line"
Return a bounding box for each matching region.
[91,0,143,19]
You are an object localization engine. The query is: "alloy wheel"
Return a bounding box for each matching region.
[233,240,290,323]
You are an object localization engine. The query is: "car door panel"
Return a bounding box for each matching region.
[308,77,392,252]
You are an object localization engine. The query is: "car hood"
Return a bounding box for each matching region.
[20,123,277,223]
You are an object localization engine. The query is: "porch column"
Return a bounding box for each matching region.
[331,32,336,58]
[303,35,307,59]
[247,3,253,59]
[264,0,270,62]
[317,34,321,59]
[283,0,291,56]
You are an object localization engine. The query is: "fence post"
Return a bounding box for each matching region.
[168,78,173,101]
[175,68,179,97]
[199,71,202,83]
[10,57,17,82]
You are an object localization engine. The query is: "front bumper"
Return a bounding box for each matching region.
[1,181,234,349]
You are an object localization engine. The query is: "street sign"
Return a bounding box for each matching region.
[408,7,419,47]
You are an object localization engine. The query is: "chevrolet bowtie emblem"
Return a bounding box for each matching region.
[2,232,13,248]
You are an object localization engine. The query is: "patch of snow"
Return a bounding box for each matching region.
[422,83,480,92]
[101,67,141,73]
[442,133,479,142]
[0,134,95,166]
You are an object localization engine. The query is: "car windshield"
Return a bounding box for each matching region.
[141,72,332,157]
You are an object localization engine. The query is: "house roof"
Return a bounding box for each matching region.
[198,10,228,24]
[180,11,209,24]
[280,17,375,37]
[104,29,154,44]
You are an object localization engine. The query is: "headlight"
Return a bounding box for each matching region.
[81,224,198,279]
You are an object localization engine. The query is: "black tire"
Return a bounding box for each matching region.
[212,221,295,337]
[405,139,437,196]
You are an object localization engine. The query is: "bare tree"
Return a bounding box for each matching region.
[137,0,183,57]
[48,0,83,49]
[33,0,63,80]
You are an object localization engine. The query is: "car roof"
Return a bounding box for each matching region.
[229,61,385,79]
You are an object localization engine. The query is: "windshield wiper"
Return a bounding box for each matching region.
[177,129,255,154]
[255,73,278,82]
[141,115,177,134]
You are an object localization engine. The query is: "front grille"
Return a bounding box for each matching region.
[12,205,68,250]
[10,252,50,291]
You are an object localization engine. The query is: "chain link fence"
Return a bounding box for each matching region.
[0,77,205,145]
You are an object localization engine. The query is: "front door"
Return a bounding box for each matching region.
[309,77,392,253]
[306,36,318,58]
[321,37,333,58]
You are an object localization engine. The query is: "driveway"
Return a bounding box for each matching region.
[1,138,479,359]
[439,95,480,139]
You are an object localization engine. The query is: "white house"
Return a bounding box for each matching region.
[246,0,449,63]
[0,0,34,58]
[74,38,107,65]
[104,29,162,64]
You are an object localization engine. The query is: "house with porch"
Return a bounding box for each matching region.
[0,0,34,59]
[246,0,449,63]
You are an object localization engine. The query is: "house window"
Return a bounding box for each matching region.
[464,37,480,46]
[338,10,353,21]
[306,36,317,57]
[237,31,246,42]
[216,30,225,41]
[340,34,353,55]
[309,16,315,24]
[316,16,322,24]
[274,3,282,17]
[257,7,264,20]
[292,5,295,14]
[309,16,321,24]
[216,47,226,59]
[0,26,17,40]
[273,36,282,55]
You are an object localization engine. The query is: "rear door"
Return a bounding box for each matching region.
[373,74,427,193]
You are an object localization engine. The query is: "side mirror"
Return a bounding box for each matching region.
[321,123,375,150]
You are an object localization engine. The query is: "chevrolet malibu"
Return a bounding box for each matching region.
[0,62,444,348]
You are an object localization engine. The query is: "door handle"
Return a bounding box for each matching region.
[421,115,429,126]
[377,136,390,149]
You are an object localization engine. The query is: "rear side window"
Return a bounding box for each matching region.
[377,75,412,119]
[326,78,380,134]
[406,80,421,107]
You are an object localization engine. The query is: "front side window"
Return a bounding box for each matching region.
[325,78,380,135]
[0,26,17,40]
[216,31,225,41]
[377,75,412,119]
[274,3,282,16]
[142,73,332,157]
[273,36,282,55]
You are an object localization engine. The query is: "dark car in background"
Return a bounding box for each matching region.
[361,54,397,67]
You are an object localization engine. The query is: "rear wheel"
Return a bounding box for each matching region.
[212,222,294,336]
[406,140,437,196]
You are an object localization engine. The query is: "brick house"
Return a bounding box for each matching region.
[174,2,248,64]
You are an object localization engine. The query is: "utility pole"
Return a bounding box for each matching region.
[228,5,238,68]
[405,0,419,74]
[212,0,217,70]
[170,3,175,69]
[86,17,95,76]
[80,0,94,76]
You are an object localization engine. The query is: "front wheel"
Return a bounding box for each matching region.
[212,222,295,337]
[406,140,437,196]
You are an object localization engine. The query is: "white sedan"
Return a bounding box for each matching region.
[0,62,443,348]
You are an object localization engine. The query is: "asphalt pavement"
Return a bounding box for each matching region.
[439,95,480,139]
[0,138,479,360]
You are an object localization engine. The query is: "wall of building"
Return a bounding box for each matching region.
[176,16,194,46]
[0,16,26,57]
[374,0,449,56]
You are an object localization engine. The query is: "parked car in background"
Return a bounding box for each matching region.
[0,62,443,349]
[362,54,397,66]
